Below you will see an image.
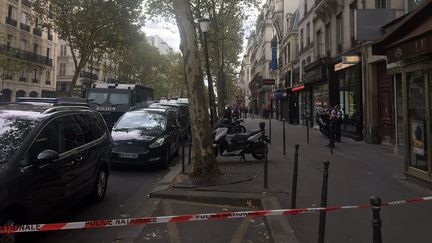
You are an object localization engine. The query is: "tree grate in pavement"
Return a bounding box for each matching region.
[172,172,253,188]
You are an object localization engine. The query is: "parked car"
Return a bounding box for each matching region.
[148,103,190,140]
[0,101,111,243]
[111,107,180,168]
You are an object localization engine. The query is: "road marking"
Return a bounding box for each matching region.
[163,201,181,243]
[229,217,252,243]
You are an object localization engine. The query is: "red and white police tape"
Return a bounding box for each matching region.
[1,196,431,234]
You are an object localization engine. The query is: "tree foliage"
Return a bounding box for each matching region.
[34,0,144,96]
[145,0,260,115]
[108,34,186,99]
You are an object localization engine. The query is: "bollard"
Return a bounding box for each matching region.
[291,144,299,209]
[264,144,269,189]
[188,139,192,165]
[318,161,330,243]
[181,137,185,174]
[370,196,383,243]
[283,118,286,156]
[306,116,310,144]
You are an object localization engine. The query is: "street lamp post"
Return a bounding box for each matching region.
[199,19,216,126]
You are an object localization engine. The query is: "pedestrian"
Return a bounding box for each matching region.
[334,105,342,142]
[327,105,337,147]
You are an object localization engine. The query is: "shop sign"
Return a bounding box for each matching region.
[304,66,323,84]
[262,79,275,85]
[292,85,305,92]
[334,62,355,72]
[342,55,360,64]
[411,120,425,156]
[386,33,432,63]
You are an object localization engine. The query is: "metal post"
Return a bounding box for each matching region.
[269,99,272,141]
[188,139,192,165]
[306,116,310,144]
[283,118,286,156]
[291,144,299,208]
[264,144,268,189]
[181,137,185,174]
[370,196,383,243]
[318,161,330,243]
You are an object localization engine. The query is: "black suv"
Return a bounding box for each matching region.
[148,103,190,140]
[0,102,111,242]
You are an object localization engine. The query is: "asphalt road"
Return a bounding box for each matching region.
[22,157,181,243]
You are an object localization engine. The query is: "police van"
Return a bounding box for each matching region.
[86,83,154,128]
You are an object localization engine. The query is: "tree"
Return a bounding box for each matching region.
[34,0,144,96]
[173,0,221,177]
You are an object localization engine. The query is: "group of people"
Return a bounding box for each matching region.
[327,105,342,146]
[224,106,249,120]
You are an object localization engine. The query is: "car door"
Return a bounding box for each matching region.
[71,113,107,196]
[166,110,179,155]
[20,118,73,219]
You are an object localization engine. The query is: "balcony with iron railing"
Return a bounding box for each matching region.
[33,28,42,36]
[22,0,32,8]
[32,78,39,83]
[20,23,30,32]
[19,77,27,82]
[80,71,98,81]
[0,45,53,66]
[5,17,17,27]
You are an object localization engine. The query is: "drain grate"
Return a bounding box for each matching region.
[172,172,253,188]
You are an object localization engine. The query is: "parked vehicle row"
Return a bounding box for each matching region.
[0,97,191,243]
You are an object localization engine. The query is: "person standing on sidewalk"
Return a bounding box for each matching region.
[334,105,342,142]
[327,105,337,147]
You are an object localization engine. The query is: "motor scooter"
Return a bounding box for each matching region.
[213,122,270,161]
[316,112,330,137]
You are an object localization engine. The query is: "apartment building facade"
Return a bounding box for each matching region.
[0,0,57,101]
[248,2,276,116]
[56,39,118,96]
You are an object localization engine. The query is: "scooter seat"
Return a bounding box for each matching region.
[231,129,262,143]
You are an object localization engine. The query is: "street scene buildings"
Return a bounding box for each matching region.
[239,0,432,185]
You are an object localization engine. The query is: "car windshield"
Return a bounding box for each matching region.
[0,111,41,164]
[87,91,130,105]
[114,111,165,131]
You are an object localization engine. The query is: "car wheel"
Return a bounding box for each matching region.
[0,212,17,243]
[90,166,108,202]
[161,146,170,169]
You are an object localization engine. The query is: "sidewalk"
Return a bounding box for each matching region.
[140,117,432,243]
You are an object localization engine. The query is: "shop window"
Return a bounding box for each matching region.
[407,70,427,172]
[395,74,404,148]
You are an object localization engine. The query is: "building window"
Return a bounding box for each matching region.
[336,14,343,53]
[33,68,37,79]
[304,0,308,16]
[306,23,310,46]
[60,45,67,56]
[45,70,51,85]
[59,63,66,76]
[8,5,15,19]
[376,0,388,8]
[300,29,304,50]
[46,48,50,58]
[287,42,291,62]
[325,23,331,55]
[60,83,68,92]
[33,43,38,54]
[20,39,27,51]
[21,11,29,25]
[316,30,323,57]
[350,1,357,47]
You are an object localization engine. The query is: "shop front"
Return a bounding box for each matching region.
[304,58,331,127]
[333,60,363,141]
[372,0,432,184]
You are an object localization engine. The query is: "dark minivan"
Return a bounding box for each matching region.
[0,102,111,243]
[111,107,180,168]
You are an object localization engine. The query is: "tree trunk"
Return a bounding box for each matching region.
[173,0,221,178]
[67,66,82,97]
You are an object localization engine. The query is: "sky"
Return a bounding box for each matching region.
[142,1,264,56]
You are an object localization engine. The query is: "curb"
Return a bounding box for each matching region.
[150,189,264,208]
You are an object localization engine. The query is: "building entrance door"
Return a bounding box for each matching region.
[377,62,395,144]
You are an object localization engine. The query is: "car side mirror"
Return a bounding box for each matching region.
[36,149,59,164]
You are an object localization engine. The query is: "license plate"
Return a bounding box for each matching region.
[118,153,139,159]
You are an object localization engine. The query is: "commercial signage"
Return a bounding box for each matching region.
[334,62,355,72]
[411,120,425,156]
[292,85,305,92]
[342,55,360,64]
[262,79,275,85]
